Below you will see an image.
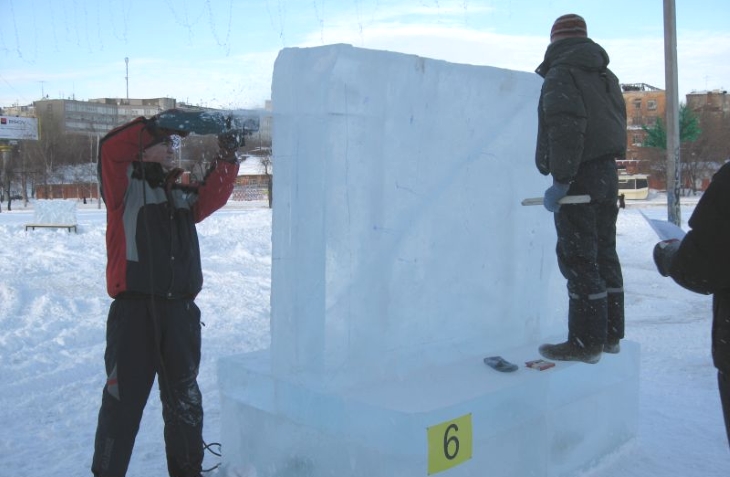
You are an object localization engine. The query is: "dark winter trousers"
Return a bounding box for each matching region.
[719,370,730,447]
[91,296,204,477]
[713,292,730,447]
[554,157,624,348]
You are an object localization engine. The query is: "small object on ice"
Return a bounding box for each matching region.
[483,355,518,372]
[525,359,555,371]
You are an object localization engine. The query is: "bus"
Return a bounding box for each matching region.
[618,173,649,200]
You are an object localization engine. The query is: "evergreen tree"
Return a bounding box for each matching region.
[642,103,703,197]
[642,103,701,148]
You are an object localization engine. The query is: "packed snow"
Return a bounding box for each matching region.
[0,194,728,476]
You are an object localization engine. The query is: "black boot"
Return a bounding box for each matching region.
[539,340,602,364]
[605,290,624,354]
[603,339,621,354]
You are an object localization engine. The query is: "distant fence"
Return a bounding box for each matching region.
[231,185,269,201]
[34,183,99,200]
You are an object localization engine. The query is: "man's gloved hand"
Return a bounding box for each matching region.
[543,181,570,212]
[217,130,245,164]
[653,239,681,277]
[218,130,245,152]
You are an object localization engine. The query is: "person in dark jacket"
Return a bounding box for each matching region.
[534,14,627,364]
[653,162,730,447]
[91,111,242,477]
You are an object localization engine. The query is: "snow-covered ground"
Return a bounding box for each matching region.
[0,194,728,476]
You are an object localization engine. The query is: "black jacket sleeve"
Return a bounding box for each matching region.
[669,162,730,294]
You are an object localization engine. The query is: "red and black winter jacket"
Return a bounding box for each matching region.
[99,116,238,299]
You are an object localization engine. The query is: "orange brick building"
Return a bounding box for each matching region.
[620,83,666,190]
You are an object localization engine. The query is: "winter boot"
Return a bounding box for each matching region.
[603,339,621,354]
[539,340,602,364]
[605,290,624,354]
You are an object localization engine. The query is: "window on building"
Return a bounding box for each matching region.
[633,99,642,109]
[647,100,657,110]
[632,134,642,146]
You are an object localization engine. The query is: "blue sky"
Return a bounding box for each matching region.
[1,0,729,110]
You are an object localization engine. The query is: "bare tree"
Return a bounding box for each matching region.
[260,154,273,208]
[686,107,730,162]
[21,109,87,197]
[642,104,702,195]
[15,140,38,205]
[245,129,273,208]
[683,103,730,193]
[0,144,13,211]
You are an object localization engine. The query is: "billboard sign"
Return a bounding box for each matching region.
[0,116,40,140]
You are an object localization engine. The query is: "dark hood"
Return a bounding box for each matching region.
[535,37,610,78]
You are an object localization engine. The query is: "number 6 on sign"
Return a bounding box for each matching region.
[427,413,473,474]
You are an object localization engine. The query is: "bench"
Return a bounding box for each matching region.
[25,223,77,233]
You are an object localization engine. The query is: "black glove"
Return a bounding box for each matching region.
[216,130,245,164]
[218,130,245,151]
[653,239,681,277]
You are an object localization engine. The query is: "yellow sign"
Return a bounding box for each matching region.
[427,413,473,474]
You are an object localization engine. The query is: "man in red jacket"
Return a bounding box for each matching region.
[91,111,242,477]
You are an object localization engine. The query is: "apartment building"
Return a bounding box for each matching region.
[7,97,270,142]
[686,88,729,114]
[33,97,176,136]
[620,83,665,172]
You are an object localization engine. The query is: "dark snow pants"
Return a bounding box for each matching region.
[713,292,730,447]
[719,370,730,447]
[92,296,204,477]
[554,156,624,348]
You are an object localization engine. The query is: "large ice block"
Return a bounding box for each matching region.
[269,44,565,381]
[219,44,639,477]
[219,340,639,477]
